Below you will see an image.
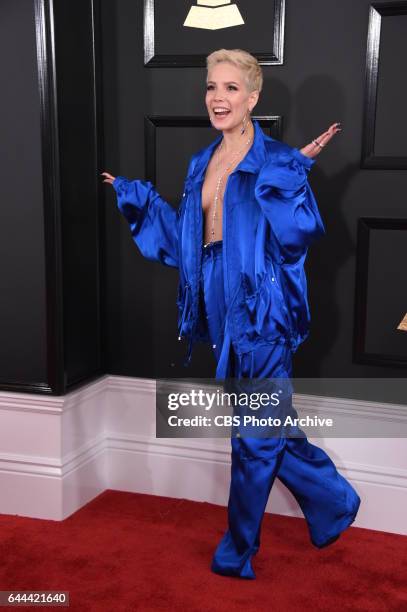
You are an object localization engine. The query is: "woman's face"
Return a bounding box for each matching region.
[205,62,259,133]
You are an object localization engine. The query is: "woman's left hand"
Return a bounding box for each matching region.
[299,122,342,158]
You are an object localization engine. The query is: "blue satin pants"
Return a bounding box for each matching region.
[200,240,361,579]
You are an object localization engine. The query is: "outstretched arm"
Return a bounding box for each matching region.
[255,122,341,263]
[102,171,179,268]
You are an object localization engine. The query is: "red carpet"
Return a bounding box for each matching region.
[0,490,406,611]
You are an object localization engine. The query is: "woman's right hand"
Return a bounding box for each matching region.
[100,171,116,185]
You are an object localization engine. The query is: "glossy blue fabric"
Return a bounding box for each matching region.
[200,240,361,580]
[113,122,361,579]
[112,119,326,377]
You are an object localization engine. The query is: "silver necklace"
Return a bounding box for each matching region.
[207,131,253,244]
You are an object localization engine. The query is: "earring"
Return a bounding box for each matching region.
[241,113,248,135]
[241,111,251,135]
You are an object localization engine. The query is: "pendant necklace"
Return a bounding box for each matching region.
[205,129,253,245]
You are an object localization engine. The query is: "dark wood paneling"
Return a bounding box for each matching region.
[103,0,407,384]
[353,217,407,367]
[361,2,407,168]
[52,0,105,391]
[0,0,48,392]
[144,115,282,185]
[0,0,105,394]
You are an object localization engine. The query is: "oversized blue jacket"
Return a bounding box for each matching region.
[113,119,325,378]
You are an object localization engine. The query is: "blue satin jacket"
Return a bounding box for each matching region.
[113,120,325,377]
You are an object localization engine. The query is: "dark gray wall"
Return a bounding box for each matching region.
[101,0,407,388]
[0,0,47,385]
[1,1,405,401]
[0,0,104,394]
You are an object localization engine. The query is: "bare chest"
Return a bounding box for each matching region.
[201,158,233,243]
[201,139,253,243]
[201,163,227,216]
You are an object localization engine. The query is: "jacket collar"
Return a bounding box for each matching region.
[189,119,269,183]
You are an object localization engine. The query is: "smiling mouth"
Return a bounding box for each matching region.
[213,108,231,117]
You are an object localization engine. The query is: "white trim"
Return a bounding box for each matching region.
[0,375,405,535]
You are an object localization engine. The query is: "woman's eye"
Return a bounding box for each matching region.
[206,85,237,91]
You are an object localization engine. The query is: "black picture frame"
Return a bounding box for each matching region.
[361,2,407,169]
[144,115,282,185]
[353,217,407,368]
[144,0,286,67]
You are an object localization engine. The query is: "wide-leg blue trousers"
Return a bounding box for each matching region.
[200,240,361,580]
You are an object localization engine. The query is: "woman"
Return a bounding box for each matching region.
[102,49,360,580]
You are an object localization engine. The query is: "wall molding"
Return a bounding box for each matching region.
[143,0,286,67]
[144,115,282,186]
[362,2,407,168]
[0,375,405,536]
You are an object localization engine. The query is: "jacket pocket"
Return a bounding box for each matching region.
[240,268,290,341]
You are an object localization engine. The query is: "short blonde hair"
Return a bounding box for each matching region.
[206,48,263,93]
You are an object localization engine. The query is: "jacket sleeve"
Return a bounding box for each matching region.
[112,176,179,268]
[254,147,325,263]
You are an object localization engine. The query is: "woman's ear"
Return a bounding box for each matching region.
[249,89,260,112]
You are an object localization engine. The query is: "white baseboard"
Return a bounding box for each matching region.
[0,375,406,536]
